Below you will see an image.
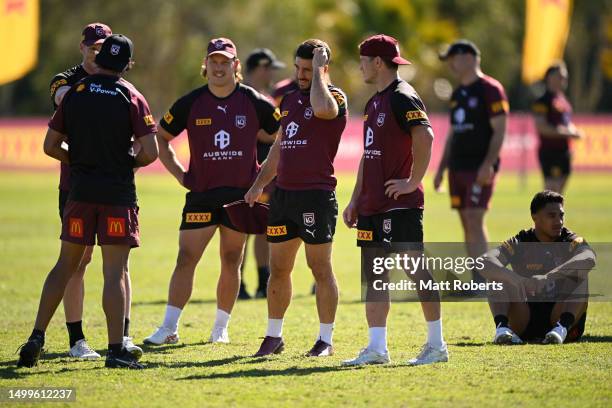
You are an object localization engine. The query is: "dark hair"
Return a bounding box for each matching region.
[295,39,331,63]
[530,190,564,214]
[369,56,398,70]
[544,61,567,82]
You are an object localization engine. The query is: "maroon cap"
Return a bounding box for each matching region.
[81,23,112,46]
[207,37,238,59]
[223,200,269,234]
[359,34,411,65]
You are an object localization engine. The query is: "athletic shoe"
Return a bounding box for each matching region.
[407,343,449,366]
[341,348,390,366]
[238,283,251,300]
[255,287,267,298]
[68,339,100,359]
[306,339,333,357]
[254,336,284,357]
[493,326,524,345]
[543,323,567,344]
[208,326,229,344]
[105,348,144,369]
[16,335,44,368]
[123,336,143,360]
[143,327,179,345]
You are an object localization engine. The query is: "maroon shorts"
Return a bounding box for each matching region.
[60,200,140,247]
[448,171,496,210]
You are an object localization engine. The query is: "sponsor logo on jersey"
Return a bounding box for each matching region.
[195,118,212,126]
[383,219,392,234]
[285,121,299,138]
[365,127,374,147]
[76,84,85,92]
[281,110,289,117]
[143,115,155,126]
[214,130,230,149]
[376,113,386,127]
[163,112,174,124]
[107,217,126,237]
[235,115,246,129]
[69,218,84,238]
[274,108,283,120]
[405,110,428,121]
[357,230,373,241]
[267,225,288,236]
[186,212,212,223]
[303,212,315,227]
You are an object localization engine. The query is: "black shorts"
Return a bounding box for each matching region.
[59,189,69,220]
[538,149,571,178]
[356,209,423,252]
[267,188,337,244]
[180,187,247,231]
[521,302,586,342]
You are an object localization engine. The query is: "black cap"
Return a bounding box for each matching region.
[439,39,480,60]
[95,34,133,72]
[246,48,286,72]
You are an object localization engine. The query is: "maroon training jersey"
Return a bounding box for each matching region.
[358,79,431,216]
[49,74,157,206]
[272,78,299,106]
[448,75,509,171]
[49,64,89,191]
[276,85,347,191]
[532,91,573,152]
[159,83,281,192]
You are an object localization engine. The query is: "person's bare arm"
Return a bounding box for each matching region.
[244,128,282,206]
[54,86,71,107]
[256,128,277,144]
[534,115,582,139]
[156,127,186,185]
[481,247,527,287]
[434,128,453,191]
[43,128,69,163]
[134,133,158,167]
[310,48,338,120]
[476,114,506,186]
[342,156,364,228]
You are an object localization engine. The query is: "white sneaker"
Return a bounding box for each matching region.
[208,326,229,343]
[69,339,101,359]
[143,327,179,345]
[123,336,143,360]
[341,348,390,366]
[544,323,567,344]
[407,343,449,366]
[493,326,524,345]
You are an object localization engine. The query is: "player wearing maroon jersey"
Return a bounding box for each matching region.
[18,35,159,369]
[245,39,347,357]
[532,62,583,194]
[482,191,594,344]
[434,40,508,283]
[238,48,286,300]
[144,38,280,346]
[342,34,448,366]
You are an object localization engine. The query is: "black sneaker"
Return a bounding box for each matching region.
[255,287,267,298]
[105,348,144,369]
[253,336,284,357]
[306,339,333,357]
[17,335,44,368]
[238,283,251,300]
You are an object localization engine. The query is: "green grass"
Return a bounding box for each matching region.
[1,171,611,407]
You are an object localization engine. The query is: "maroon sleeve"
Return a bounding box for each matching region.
[483,79,509,118]
[130,92,158,138]
[48,97,66,133]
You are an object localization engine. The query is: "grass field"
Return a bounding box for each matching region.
[1,171,611,407]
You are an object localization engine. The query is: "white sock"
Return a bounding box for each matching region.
[214,309,231,329]
[266,318,283,338]
[427,319,445,349]
[368,327,387,354]
[318,323,334,344]
[162,305,182,332]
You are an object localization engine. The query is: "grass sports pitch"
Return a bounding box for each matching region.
[1,171,611,407]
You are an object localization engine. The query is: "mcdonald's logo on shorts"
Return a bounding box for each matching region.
[357,230,373,241]
[107,217,126,237]
[69,218,84,238]
[267,225,287,236]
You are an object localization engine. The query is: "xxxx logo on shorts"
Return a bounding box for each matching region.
[186,213,212,223]
[107,217,126,237]
[68,218,84,238]
[357,230,373,241]
[267,225,287,236]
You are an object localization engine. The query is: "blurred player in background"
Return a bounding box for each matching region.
[434,40,508,283]
[144,38,280,346]
[342,34,447,366]
[48,22,141,360]
[238,48,286,299]
[19,34,158,369]
[532,62,583,194]
[245,39,347,357]
[482,191,594,345]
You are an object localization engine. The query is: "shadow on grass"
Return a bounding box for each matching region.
[146,355,248,369]
[132,298,216,306]
[578,335,612,343]
[176,364,351,380]
[452,342,487,347]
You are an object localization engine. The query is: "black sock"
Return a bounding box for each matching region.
[559,312,575,329]
[30,329,45,342]
[66,321,85,347]
[123,318,130,337]
[257,266,270,289]
[494,314,509,328]
[108,343,123,355]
